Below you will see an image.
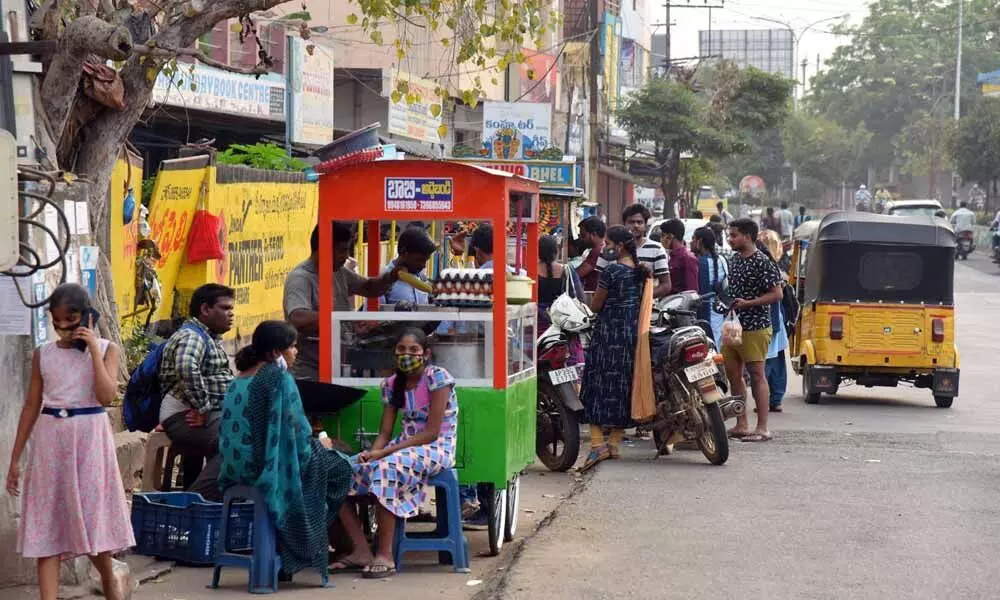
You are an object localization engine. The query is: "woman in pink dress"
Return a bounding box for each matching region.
[6,284,134,600]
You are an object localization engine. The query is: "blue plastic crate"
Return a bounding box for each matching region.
[131,492,255,565]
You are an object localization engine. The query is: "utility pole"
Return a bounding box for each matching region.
[953,0,964,206]
[664,2,671,72]
[588,0,601,218]
[801,58,808,95]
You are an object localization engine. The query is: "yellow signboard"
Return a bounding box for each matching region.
[110,157,142,326]
[141,161,318,341]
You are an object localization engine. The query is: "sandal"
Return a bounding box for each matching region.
[362,559,396,579]
[741,432,773,443]
[608,445,621,459]
[579,445,611,472]
[330,557,369,572]
[727,428,750,439]
[770,405,783,413]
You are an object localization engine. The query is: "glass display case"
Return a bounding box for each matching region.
[506,303,537,384]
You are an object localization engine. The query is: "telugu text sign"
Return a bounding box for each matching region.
[290,38,334,146]
[482,101,553,160]
[386,72,442,144]
[384,178,454,212]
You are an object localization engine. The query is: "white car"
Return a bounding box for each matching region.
[885,199,943,217]
[649,218,732,254]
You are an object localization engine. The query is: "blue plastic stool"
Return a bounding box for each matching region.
[392,469,470,573]
[211,486,331,593]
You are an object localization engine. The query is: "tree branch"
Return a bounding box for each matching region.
[133,43,269,75]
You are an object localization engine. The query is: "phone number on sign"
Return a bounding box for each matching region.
[385,199,453,211]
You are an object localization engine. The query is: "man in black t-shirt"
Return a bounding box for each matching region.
[724,218,783,442]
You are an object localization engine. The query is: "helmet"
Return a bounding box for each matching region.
[859,184,867,190]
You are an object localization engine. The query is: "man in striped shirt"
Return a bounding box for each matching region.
[596,203,672,298]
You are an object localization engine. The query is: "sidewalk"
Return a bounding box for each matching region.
[6,466,582,600]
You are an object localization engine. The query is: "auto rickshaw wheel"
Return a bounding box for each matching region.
[934,395,954,408]
[802,366,821,404]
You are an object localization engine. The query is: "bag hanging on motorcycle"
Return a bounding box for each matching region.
[631,276,656,423]
[549,267,593,331]
[722,311,743,347]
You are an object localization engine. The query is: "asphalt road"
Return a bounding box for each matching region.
[491,261,1000,600]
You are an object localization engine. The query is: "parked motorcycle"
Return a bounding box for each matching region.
[648,291,744,465]
[992,227,1000,264]
[956,230,975,260]
[536,323,586,471]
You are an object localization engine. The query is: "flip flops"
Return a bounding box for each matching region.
[741,432,773,443]
[363,559,396,579]
[579,444,611,472]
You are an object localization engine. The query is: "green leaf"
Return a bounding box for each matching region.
[346,13,358,25]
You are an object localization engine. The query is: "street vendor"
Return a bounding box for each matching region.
[283,222,401,380]
[380,227,438,305]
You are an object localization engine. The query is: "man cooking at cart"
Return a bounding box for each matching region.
[283,222,401,381]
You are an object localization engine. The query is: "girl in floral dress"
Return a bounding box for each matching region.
[6,284,134,600]
[334,329,458,579]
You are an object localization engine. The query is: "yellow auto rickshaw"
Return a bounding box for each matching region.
[789,212,960,408]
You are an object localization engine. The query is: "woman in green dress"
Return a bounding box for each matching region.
[217,320,353,579]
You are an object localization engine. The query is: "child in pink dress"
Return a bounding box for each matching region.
[5,284,134,600]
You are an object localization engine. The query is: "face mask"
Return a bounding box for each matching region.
[601,246,619,262]
[275,355,288,371]
[396,353,425,374]
[54,327,76,341]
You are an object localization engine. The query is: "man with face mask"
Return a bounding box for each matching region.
[381,226,438,305]
[595,203,672,298]
[284,222,401,381]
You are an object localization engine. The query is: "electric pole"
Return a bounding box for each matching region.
[588,0,601,218]
[953,0,963,206]
[664,2,671,71]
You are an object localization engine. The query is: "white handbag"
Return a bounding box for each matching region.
[548,269,593,333]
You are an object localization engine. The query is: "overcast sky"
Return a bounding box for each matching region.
[660,0,873,88]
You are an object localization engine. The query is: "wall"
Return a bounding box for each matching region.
[0,336,34,586]
[142,158,318,346]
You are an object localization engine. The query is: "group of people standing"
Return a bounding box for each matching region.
[567,203,801,470]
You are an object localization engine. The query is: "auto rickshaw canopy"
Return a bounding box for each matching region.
[803,211,956,306]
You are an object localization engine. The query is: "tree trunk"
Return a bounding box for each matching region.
[665,150,681,216]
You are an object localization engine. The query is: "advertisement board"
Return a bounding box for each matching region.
[482,101,553,160]
[289,38,335,145]
[386,72,442,144]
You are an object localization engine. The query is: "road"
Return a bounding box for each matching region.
[490,261,1000,600]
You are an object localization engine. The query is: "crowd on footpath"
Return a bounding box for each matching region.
[3,203,809,597]
[560,202,804,470]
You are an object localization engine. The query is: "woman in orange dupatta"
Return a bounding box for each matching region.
[579,226,655,471]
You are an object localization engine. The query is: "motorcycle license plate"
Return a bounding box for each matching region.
[684,362,718,382]
[549,366,580,385]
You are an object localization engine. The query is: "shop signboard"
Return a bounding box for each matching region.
[385,72,442,144]
[151,62,285,120]
[384,177,454,212]
[482,101,553,160]
[289,38,335,145]
[459,158,576,190]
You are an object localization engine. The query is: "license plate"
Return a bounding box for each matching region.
[549,366,580,385]
[684,362,718,382]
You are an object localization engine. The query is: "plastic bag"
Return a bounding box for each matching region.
[722,311,743,347]
[186,209,225,263]
[89,557,136,598]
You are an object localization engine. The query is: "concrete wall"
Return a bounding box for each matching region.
[0,337,36,586]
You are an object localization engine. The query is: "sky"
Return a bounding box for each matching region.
[661,0,874,90]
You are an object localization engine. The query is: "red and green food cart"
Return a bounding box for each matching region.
[316,159,540,555]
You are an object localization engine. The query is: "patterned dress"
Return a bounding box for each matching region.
[580,263,644,428]
[351,365,458,518]
[18,341,135,559]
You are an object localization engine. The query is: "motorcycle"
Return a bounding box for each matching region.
[648,291,745,465]
[536,323,586,471]
[992,227,1000,264]
[956,230,975,260]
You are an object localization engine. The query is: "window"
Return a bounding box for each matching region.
[859,252,923,293]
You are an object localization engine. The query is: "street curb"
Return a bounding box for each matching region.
[472,470,595,600]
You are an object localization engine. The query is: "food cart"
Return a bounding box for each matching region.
[316,159,541,555]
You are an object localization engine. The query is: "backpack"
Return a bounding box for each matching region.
[781,283,800,334]
[123,323,209,432]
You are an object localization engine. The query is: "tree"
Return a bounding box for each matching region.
[953,99,1000,203]
[899,111,955,197]
[615,79,726,217]
[781,112,871,190]
[28,0,557,347]
[810,0,1000,172]
[617,64,792,216]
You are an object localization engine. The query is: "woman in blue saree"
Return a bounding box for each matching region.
[217,321,353,579]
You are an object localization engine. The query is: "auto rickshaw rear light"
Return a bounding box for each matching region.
[830,316,844,340]
[932,318,945,343]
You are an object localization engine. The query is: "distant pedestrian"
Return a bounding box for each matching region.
[6,284,134,600]
[659,219,699,295]
[691,227,729,348]
[717,201,734,225]
[724,219,783,442]
[759,231,789,412]
[794,206,810,228]
[777,202,795,241]
[762,207,779,232]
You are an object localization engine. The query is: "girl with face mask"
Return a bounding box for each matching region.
[216,320,353,580]
[6,284,134,600]
[334,329,459,579]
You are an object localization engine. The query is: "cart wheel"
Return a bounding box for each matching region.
[504,476,521,542]
[483,484,508,556]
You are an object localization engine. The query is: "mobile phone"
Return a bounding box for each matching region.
[73,309,101,352]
